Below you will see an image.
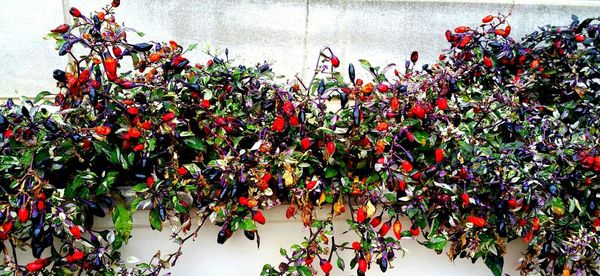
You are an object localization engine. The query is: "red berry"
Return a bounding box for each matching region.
[253,211,265,225]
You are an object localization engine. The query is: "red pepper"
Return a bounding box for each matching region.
[370,215,382,228]
[356,207,367,223]
[330,55,340,68]
[70,226,82,239]
[393,220,402,239]
[326,141,336,155]
[358,258,368,273]
[467,216,486,227]
[301,137,311,151]
[379,221,392,236]
[51,24,69,33]
[435,148,444,163]
[18,207,29,223]
[320,259,332,274]
[285,206,295,219]
[104,56,118,81]
[252,211,265,225]
[482,15,494,23]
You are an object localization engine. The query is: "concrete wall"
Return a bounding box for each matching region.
[1,0,599,97]
[2,0,599,275]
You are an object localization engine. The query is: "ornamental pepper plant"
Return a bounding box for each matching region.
[0,1,599,275]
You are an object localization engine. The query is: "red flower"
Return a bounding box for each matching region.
[162,112,176,122]
[283,102,294,115]
[435,148,444,163]
[271,116,285,132]
[467,216,486,227]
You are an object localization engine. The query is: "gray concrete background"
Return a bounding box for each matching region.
[0,0,599,97]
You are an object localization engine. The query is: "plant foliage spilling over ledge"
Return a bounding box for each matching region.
[0,1,599,275]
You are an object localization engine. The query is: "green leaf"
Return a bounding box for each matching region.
[185,43,198,53]
[358,59,372,72]
[131,183,149,193]
[34,91,52,103]
[325,167,338,178]
[484,255,504,276]
[421,234,447,253]
[240,218,257,231]
[337,257,345,270]
[384,193,397,203]
[149,208,163,231]
[279,248,287,256]
[65,174,85,199]
[296,266,311,276]
[413,130,429,145]
[96,171,119,195]
[184,138,206,151]
[112,204,133,249]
